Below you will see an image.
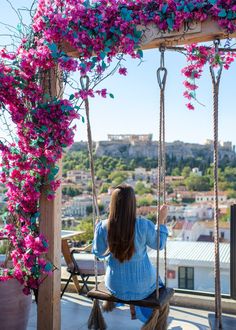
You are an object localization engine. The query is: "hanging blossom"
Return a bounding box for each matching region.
[1,0,236,293]
[0,42,79,293]
[182,44,236,110]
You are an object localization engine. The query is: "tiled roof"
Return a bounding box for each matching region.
[173,220,194,231]
[172,221,185,230]
[196,191,227,196]
[148,241,230,268]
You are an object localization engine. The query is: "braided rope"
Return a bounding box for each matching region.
[156,47,167,298]
[209,40,223,328]
[80,75,99,290]
[162,84,167,286]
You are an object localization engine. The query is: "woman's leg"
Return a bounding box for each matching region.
[102,300,116,312]
[129,304,136,319]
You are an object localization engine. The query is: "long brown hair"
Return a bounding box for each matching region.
[107,184,136,263]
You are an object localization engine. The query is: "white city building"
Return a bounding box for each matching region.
[192,167,202,176]
[195,191,227,203]
[67,170,90,184]
[149,241,230,294]
[62,195,92,218]
[183,204,213,221]
[134,167,148,181]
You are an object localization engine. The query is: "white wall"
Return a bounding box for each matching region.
[158,262,229,294]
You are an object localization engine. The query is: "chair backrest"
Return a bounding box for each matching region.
[70,249,81,273]
[70,250,105,276]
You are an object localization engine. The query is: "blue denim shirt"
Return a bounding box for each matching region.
[92,217,168,301]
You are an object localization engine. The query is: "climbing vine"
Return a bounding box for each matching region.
[0,0,236,293]
[182,44,236,109]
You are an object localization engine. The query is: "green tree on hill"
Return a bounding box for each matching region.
[135,181,152,195]
[185,174,211,191]
[181,166,191,178]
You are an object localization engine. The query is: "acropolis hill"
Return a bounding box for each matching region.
[70,134,236,161]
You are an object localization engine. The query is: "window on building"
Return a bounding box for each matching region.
[178,267,194,290]
[221,232,225,239]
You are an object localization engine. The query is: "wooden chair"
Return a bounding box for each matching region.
[61,246,105,297]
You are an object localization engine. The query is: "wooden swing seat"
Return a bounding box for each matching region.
[87,281,174,308]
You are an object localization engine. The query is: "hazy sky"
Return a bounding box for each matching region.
[0,1,236,145]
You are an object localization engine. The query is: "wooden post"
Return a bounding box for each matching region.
[37,68,62,330]
[230,204,236,300]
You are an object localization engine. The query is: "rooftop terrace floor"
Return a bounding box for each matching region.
[27,293,236,330]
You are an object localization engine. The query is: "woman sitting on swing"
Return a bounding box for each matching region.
[93,183,169,329]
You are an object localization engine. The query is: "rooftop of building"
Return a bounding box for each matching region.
[149,241,230,267]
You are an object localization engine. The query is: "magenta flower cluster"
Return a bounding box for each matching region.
[0,0,236,293]
[182,44,236,110]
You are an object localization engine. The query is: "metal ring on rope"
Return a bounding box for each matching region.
[80,75,89,91]
[157,47,167,91]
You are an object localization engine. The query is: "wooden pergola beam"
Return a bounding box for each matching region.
[63,19,236,57]
[140,19,236,50]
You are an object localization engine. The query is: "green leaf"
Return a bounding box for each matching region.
[51,166,59,176]
[187,3,195,11]
[30,217,37,224]
[104,47,110,53]
[184,5,190,13]
[227,11,233,20]
[218,9,227,18]
[167,18,173,30]
[100,51,106,60]
[162,4,168,14]
[48,174,54,181]
[69,94,75,100]
[48,43,58,59]
[41,125,48,132]
[134,29,142,39]
[44,93,51,100]
[109,93,114,99]
[81,116,85,123]
[137,49,143,58]
[101,61,107,70]
[16,23,22,33]
[120,8,133,22]
[45,263,52,272]
[105,39,113,47]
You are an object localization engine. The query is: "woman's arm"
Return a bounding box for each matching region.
[92,220,109,258]
[146,204,168,250]
[159,204,168,225]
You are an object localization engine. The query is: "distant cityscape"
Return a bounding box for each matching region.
[70,134,236,161]
[1,135,235,294]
